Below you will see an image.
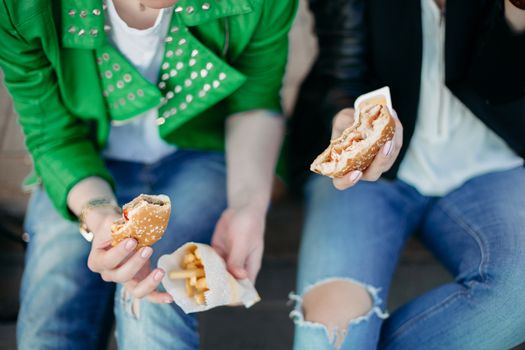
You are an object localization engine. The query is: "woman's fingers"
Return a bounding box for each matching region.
[88,238,137,272]
[331,108,355,139]
[361,115,403,181]
[89,236,172,303]
[102,246,153,283]
[211,209,232,261]
[332,109,404,190]
[145,291,174,304]
[332,171,363,190]
[361,140,396,181]
[245,245,263,283]
[130,268,164,298]
[125,268,173,303]
[393,116,404,149]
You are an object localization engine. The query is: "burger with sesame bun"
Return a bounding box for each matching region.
[111,194,171,248]
[310,101,395,178]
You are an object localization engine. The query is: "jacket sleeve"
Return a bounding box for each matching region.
[0,9,114,220]
[226,0,298,115]
[309,0,368,119]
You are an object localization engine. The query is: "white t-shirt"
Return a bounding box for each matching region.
[397,0,523,196]
[103,1,176,163]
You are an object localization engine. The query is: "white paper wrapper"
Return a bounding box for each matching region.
[354,86,394,120]
[158,242,261,314]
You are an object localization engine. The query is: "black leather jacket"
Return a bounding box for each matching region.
[289,0,525,193]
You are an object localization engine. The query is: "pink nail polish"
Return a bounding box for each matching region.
[154,270,164,281]
[141,247,152,258]
[164,297,173,303]
[383,141,393,156]
[125,240,136,251]
[349,171,362,183]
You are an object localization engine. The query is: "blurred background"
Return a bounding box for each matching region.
[0,1,521,349]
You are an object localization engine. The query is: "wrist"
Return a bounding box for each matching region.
[230,192,270,214]
[79,198,121,242]
[85,206,121,234]
[68,177,115,217]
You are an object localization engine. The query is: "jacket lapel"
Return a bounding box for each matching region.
[61,0,249,129]
[156,14,247,128]
[95,44,163,122]
[173,0,253,27]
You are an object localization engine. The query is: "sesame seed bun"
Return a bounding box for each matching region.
[111,194,171,248]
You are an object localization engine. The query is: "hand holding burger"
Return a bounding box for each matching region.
[311,88,404,190]
[86,194,173,304]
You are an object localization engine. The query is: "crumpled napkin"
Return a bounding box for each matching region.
[158,242,261,314]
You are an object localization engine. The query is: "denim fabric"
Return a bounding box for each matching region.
[17,150,227,350]
[293,167,525,350]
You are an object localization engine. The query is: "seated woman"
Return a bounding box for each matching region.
[0,0,297,348]
[289,0,525,349]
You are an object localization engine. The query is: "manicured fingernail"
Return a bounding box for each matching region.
[164,297,173,303]
[125,239,137,251]
[349,171,362,183]
[141,247,152,258]
[154,269,165,281]
[383,141,393,156]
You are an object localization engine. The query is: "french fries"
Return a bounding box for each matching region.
[168,246,208,305]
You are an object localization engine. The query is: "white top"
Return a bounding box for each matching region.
[103,1,176,163]
[397,0,523,196]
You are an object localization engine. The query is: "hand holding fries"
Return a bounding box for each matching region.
[159,242,261,313]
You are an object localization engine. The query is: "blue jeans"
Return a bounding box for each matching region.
[17,150,227,350]
[292,167,525,350]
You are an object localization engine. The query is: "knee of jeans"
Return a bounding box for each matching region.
[289,278,388,349]
[485,269,525,315]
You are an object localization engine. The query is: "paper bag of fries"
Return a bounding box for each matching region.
[158,242,261,313]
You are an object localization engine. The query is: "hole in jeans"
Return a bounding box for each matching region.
[290,278,388,349]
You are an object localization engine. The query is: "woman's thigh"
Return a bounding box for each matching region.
[151,150,227,259]
[297,176,426,295]
[18,187,115,350]
[113,150,227,350]
[381,167,525,350]
[293,176,427,350]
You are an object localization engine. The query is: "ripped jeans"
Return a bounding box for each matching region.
[17,150,227,350]
[292,167,525,350]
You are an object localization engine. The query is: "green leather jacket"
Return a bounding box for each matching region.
[0,0,297,219]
